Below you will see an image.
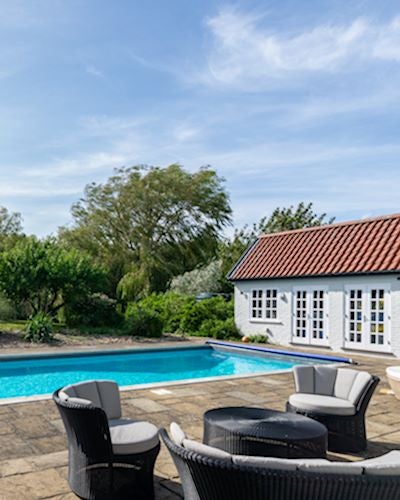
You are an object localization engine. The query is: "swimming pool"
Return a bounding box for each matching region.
[0,343,350,401]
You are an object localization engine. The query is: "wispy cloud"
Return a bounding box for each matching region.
[85,65,104,78]
[201,8,400,88]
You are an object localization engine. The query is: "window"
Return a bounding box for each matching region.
[250,289,278,321]
[265,289,277,319]
[251,290,263,319]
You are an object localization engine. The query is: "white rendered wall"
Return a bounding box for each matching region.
[234,274,400,357]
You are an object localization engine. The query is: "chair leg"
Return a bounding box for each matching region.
[113,443,160,500]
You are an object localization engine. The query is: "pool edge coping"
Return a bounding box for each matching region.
[206,340,354,364]
[0,340,351,404]
[0,366,325,406]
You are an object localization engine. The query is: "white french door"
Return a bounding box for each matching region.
[292,287,329,346]
[345,285,391,352]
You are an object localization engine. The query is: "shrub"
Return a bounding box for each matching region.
[197,317,241,340]
[0,293,15,321]
[123,294,235,338]
[179,296,233,334]
[24,312,54,343]
[249,334,268,344]
[125,292,193,334]
[64,293,122,327]
[170,260,223,295]
[124,305,163,337]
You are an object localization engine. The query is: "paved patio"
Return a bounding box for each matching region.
[0,348,399,499]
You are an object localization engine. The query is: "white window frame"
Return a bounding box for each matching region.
[344,284,391,353]
[249,288,280,323]
[292,286,329,346]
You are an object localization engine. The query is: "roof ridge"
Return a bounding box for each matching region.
[259,212,400,239]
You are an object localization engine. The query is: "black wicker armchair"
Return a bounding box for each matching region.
[286,365,380,452]
[53,381,160,500]
[160,428,400,500]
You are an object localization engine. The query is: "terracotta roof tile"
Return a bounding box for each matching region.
[228,214,400,281]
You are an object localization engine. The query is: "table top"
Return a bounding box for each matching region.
[204,407,327,441]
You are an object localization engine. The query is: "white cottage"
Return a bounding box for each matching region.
[228,214,400,357]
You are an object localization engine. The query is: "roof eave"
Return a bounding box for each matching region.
[230,269,400,282]
[226,238,259,281]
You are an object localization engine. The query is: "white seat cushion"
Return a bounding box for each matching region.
[289,393,356,416]
[232,455,297,470]
[361,450,400,475]
[109,419,159,455]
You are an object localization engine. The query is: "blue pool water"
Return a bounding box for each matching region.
[0,345,330,399]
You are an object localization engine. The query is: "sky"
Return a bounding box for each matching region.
[1,0,400,237]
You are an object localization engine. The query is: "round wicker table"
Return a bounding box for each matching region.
[203,407,327,458]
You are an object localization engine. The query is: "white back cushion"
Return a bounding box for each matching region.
[361,451,400,476]
[63,381,102,407]
[62,380,121,419]
[314,366,337,396]
[293,366,314,393]
[170,422,187,446]
[183,439,232,460]
[232,455,297,471]
[347,372,372,405]
[96,381,121,420]
[67,397,92,406]
[334,369,359,400]
[296,459,363,475]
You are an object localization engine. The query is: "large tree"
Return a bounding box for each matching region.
[0,206,22,235]
[0,206,24,251]
[0,237,105,316]
[60,164,232,297]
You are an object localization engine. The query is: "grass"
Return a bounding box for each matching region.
[0,319,26,332]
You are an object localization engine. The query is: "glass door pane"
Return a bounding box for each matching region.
[293,290,308,344]
[310,289,327,345]
[368,287,390,351]
[347,288,364,346]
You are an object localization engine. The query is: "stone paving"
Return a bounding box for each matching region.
[0,348,399,499]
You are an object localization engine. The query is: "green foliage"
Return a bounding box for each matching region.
[60,164,232,298]
[0,293,16,320]
[0,206,23,237]
[197,317,241,340]
[117,265,149,302]
[123,293,235,339]
[170,260,223,295]
[179,296,234,335]
[124,305,163,337]
[130,292,192,333]
[0,237,106,317]
[257,202,335,234]
[0,206,24,253]
[64,293,122,327]
[249,334,268,344]
[24,312,54,343]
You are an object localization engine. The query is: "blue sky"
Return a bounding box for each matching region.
[1,0,400,236]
